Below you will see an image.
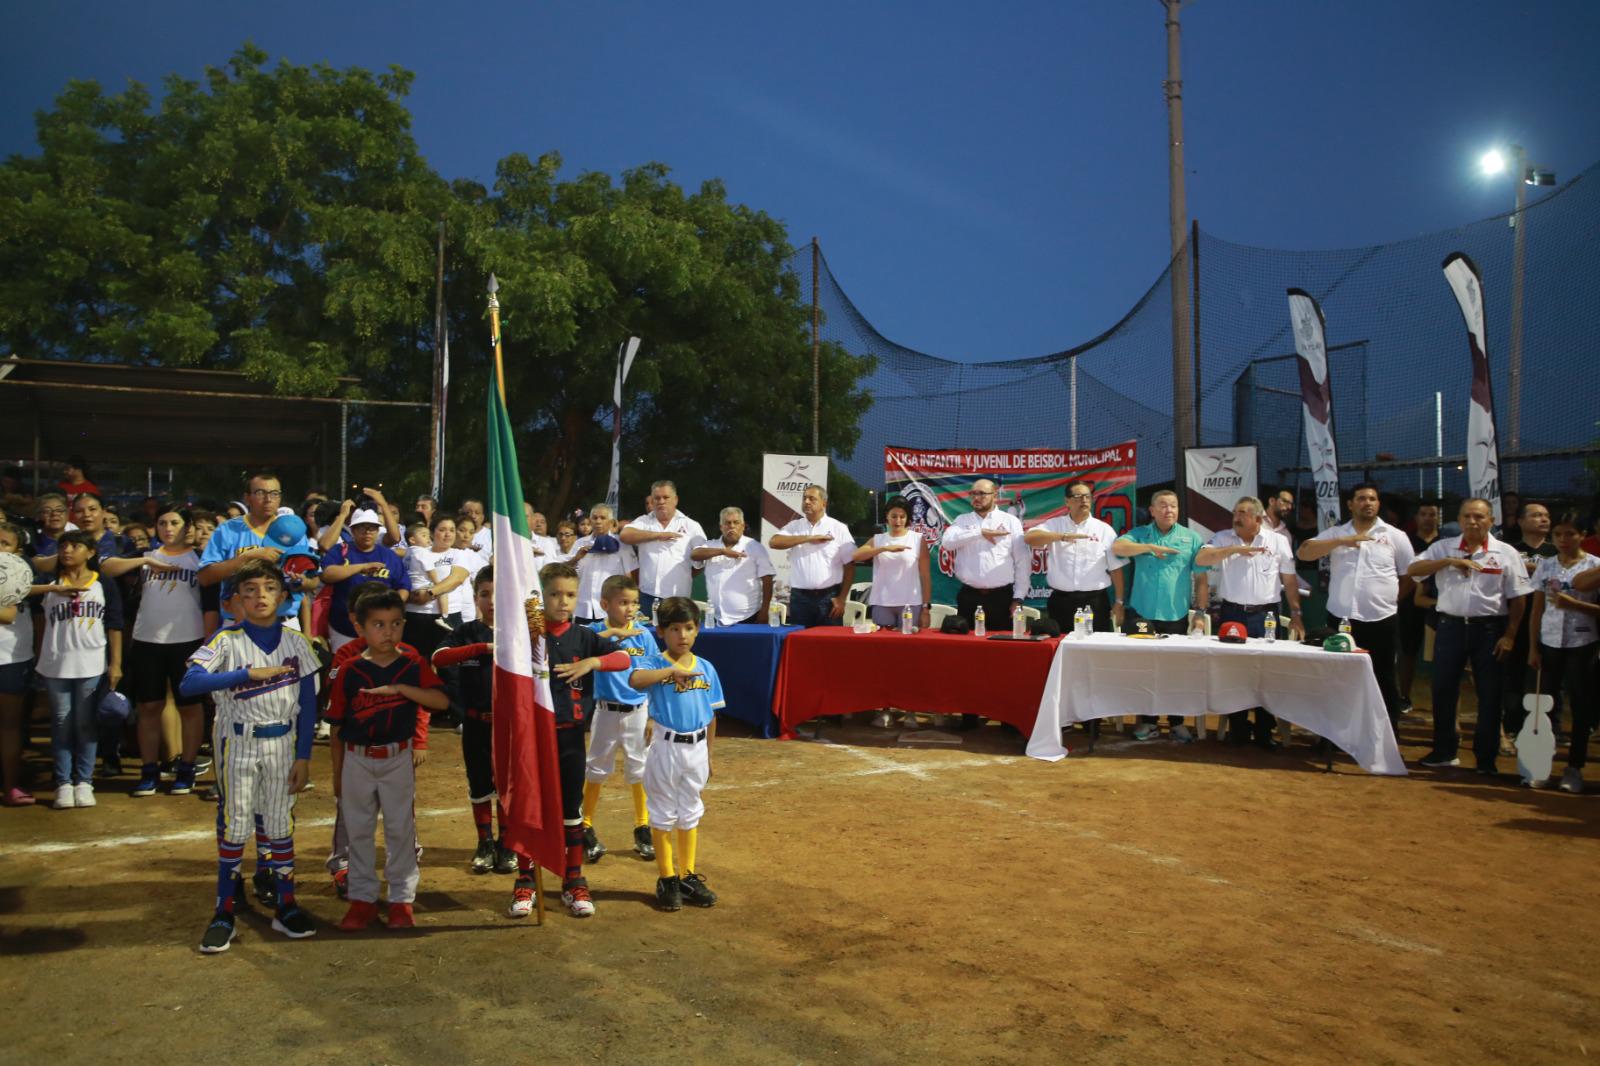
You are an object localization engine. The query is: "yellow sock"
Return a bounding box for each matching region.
[629,782,649,827]
[581,781,602,828]
[674,827,698,878]
[651,828,674,879]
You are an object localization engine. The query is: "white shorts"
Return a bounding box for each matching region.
[643,727,710,831]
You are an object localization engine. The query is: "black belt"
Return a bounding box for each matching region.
[1221,601,1276,612]
[1439,614,1503,626]
[964,585,1010,593]
[661,728,707,744]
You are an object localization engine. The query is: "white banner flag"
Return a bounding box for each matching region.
[761,453,828,599]
[1184,445,1258,539]
[605,336,641,513]
[1287,288,1340,534]
[1442,253,1503,526]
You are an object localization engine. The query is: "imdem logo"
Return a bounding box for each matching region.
[775,460,815,492]
[1200,453,1244,489]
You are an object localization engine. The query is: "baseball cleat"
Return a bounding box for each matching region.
[252,868,278,907]
[655,876,683,912]
[632,825,655,860]
[679,873,718,908]
[583,826,606,864]
[199,912,237,954]
[507,884,536,919]
[386,903,415,929]
[471,839,497,873]
[337,900,379,931]
[493,844,518,875]
[271,906,317,939]
[561,882,596,918]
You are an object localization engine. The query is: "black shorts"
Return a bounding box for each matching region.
[127,638,203,704]
[0,660,33,696]
[462,714,495,801]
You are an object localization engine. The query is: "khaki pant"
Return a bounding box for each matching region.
[339,742,419,904]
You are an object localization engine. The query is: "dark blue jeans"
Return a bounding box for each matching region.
[1431,615,1507,767]
[789,585,841,628]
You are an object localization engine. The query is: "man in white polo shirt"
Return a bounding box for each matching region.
[1196,496,1305,747]
[619,480,706,618]
[1297,482,1415,727]
[571,502,637,624]
[692,506,776,625]
[769,485,854,627]
[1024,480,1127,634]
[941,478,1030,628]
[1406,496,1534,773]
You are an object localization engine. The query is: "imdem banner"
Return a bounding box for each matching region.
[1442,252,1503,526]
[1287,288,1341,534]
[1184,445,1259,539]
[882,442,1137,606]
[761,453,829,596]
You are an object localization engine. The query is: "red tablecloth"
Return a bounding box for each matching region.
[772,629,1063,733]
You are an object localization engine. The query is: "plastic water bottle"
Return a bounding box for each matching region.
[1076,606,1090,638]
[974,606,987,637]
[901,605,914,635]
[769,606,780,628]
[704,605,715,630]
[1264,613,1278,643]
[1339,618,1353,639]
[1012,605,1026,639]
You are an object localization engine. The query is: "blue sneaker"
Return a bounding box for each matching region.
[170,761,196,795]
[131,765,160,797]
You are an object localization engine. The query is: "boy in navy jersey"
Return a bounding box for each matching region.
[505,562,632,920]
[326,589,447,931]
[629,596,726,911]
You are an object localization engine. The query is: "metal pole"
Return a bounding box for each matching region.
[1507,145,1527,493]
[1164,0,1195,494]
[1434,391,1443,499]
[431,217,446,497]
[339,399,349,495]
[1191,217,1202,440]
[1069,357,1078,450]
[811,237,821,454]
[31,413,41,495]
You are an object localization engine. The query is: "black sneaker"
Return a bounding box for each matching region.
[493,843,518,875]
[252,868,278,907]
[199,911,237,954]
[655,875,683,912]
[680,872,718,908]
[271,906,317,939]
[583,825,606,864]
[170,761,196,795]
[632,825,655,860]
[471,839,497,874]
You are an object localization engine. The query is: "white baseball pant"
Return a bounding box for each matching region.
[584,700,648,784]
[643,728,710,832]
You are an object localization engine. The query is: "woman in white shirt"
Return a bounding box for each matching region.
[127,507,216,799]
[1528,513,1600,793]
[403,514,471,657]
[32,529,123,810]
[853,497,933,727]
[1,523,37,806]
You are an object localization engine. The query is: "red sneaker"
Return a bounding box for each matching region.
[338,900,379,931]
[386,902,415,929]
[331,867,348,899]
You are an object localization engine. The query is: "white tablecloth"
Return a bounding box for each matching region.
[1025,633,1407,775]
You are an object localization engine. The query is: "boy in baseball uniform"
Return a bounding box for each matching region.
[326,589,447,931]
[628,597,725,911]
[182,560,318,954]
[580,574,660,864]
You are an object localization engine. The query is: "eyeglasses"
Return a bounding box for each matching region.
[1068,493,1092,501]
[248,489,283,499]
[970,491,995,498]
[40,508,67,516]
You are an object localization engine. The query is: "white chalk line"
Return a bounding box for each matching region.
[4,807,463,856]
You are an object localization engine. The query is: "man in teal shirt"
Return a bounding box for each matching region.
[1113,489,1209,742]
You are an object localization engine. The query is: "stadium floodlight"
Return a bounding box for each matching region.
[1480,149,1507,176]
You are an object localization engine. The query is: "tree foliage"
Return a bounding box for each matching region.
[0,45,873,523]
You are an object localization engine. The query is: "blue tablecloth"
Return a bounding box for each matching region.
[652,623,798,737]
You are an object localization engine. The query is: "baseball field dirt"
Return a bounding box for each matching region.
[4,705,1598,1065]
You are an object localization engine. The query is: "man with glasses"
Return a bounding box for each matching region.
[1025,481,1127,636]
[33,493,73,557]
[941,478,1030,632]
[199,471,317,630]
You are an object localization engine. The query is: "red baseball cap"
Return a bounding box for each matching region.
[1218,621,1249,644]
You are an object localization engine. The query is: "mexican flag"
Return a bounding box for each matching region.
[487,349,565,876]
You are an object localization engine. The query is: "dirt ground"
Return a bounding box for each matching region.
[4,695,1599,1066]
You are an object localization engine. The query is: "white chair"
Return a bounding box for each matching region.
[842,599,867,626]
[1020,605,1041,623]
[928,603,957,630]
[848,581,873,603]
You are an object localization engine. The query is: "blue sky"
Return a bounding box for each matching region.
[4,0,1597,362]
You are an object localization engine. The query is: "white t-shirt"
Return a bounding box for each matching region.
[132,548,205,644]
[779,515,856,590]
[1313,519,1416,622]
[574,536,639,619]
[1533,553,1600,648]
[0,600,34,666]
[405,547,470,616]
[38,572,119,679]
[450,548,488,620]
[469,525,493,557]
[867,530,924,606]
[699,536,776,622]
[627,512,707,599]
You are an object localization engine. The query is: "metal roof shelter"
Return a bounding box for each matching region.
[0,357,427,492]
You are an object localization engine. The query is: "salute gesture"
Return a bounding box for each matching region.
[980,527,1010,543]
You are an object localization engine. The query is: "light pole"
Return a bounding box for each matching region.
[1480,145,1555,491]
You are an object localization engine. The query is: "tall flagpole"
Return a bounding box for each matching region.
[488,274,506,401]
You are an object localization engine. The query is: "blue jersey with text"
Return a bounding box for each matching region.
[589,621,659,706]
[636,652,724,733]
[200,516,313,621]
[321,541,412,636]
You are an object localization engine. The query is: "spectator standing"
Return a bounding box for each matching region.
[1025,481,1127,635]
[768,485,855,628]
[620,481,707,619]
[695,507,776,626]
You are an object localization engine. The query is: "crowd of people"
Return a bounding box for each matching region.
[3,459,1599,947]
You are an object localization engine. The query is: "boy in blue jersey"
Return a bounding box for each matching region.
[629,596,725,911]
[580,574,660,864]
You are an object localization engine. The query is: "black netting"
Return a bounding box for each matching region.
[795,159,1600,504]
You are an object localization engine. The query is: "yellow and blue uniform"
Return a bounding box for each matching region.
[582,623,661,839]
[638,652,725,893]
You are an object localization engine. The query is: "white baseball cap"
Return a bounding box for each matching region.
[349,508,382,527]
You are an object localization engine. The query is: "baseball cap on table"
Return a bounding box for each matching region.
[1322,632,1357,653]
[1218,621,1249,644]
[265,513,309,548]
[348,509,382,527]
